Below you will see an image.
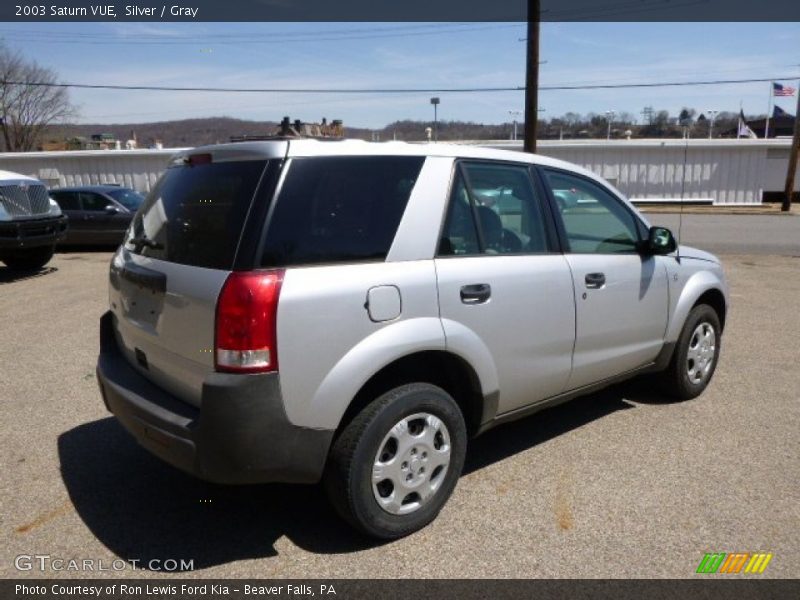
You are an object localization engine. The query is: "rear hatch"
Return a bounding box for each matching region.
[108,143,286,407]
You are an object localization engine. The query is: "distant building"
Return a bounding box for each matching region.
[38,132,123,151]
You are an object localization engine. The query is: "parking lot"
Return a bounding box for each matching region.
[1,214,798,579]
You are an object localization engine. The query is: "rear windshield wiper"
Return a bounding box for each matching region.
[128,236,164,251]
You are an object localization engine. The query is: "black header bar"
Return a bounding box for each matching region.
[3,0,800,22]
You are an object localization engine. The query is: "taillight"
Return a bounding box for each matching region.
[215,270,284,373]
[187,153,212,166]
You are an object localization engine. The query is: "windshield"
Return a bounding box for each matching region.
[108,188,145,211]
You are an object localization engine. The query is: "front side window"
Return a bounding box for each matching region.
[108,188,145,211]
[439,161,550,256]
[261,156,424,267]
[544,170,640,254]
[80,192,110,212]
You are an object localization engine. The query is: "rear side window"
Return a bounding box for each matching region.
[439,161,552,256]
[125,160,268,270]
[51,191,79,211]
[261,156,424,267]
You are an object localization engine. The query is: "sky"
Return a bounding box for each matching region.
[2,21,799,128]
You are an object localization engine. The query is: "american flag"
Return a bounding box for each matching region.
[773,82,796,97]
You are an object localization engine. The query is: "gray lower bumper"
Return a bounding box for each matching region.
[96,311,334,484]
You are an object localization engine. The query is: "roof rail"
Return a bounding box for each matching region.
[229,134,345,143]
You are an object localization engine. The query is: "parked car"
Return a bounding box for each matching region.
[50,185,144,245]
[96,140,729,539]
[0,170,68,270]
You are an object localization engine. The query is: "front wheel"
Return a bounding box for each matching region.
[0,245,55,270]
[324,383,467,539]
[662,304,721,400]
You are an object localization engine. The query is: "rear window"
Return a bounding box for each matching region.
[125,159,268,270]
[261,156,424,267]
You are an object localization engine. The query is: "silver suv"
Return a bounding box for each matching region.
[96,140,728,539]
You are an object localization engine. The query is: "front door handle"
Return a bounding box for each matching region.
[585,272,606,289]
[460,283,491,304]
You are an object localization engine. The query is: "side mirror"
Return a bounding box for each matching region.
[105,204,121,214]
[644,226,677,255]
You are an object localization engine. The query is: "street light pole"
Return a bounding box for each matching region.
[605,110,616,140]
[509,110,522,141]
[706,109,718,139]
[430,97,440,142]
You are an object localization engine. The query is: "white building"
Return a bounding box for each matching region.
[0,138,796,205]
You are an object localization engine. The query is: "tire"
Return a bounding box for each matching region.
[661,304,722,400]
[324,383,467,539]
[1,245,55,270]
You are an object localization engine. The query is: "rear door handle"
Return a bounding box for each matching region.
[460,283,491,304]
[585,272,606,289]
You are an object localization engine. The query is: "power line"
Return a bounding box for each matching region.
[542,76,800,91]
[0,23,510,40]
[0,24,522,45]
[2,76,798,95]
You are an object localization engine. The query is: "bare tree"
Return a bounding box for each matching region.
[0,44,76,151]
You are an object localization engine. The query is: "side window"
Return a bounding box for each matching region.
[51,191,80,211]
[261,156,424,267]
[438,162,550,256]
[544,170,640,254]
[438,171,480,256]
[80,192,110,212]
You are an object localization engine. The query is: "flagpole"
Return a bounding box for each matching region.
[738,100,742,139]
[766,81,773,139]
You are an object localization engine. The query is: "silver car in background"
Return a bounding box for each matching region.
[96,140,728,539]
[0,169,67,270]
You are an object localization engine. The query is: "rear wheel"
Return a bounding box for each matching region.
[0,245,55,270]
[324,383,467,539]
[661,304,721,400]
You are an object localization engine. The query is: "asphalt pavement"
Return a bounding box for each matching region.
[646,213,800,255]
[1,214,798,579]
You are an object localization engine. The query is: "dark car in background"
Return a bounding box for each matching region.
[50,185,144,245]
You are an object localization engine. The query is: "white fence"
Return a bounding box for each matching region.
[0,148,180,194]
[0,139,796,204]
[492,139,797,205]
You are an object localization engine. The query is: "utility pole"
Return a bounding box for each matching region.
[523,0,540,153]
[783,83,800,212]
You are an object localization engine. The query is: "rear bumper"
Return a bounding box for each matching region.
[96,311,334,484]
[0,215,68,248]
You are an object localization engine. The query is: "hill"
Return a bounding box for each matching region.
[43,117,513,148]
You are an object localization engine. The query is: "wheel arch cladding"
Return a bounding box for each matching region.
[667,270,728,342]
[693,288,727,333]
[335,350,487,439]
